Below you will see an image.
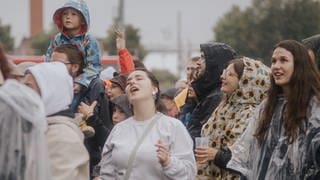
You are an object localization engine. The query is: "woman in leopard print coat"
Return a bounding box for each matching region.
[195,57,270,179]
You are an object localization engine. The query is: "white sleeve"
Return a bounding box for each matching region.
[99,128,116,180]
[163,121,197,180]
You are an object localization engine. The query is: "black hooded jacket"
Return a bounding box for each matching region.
[81,77,113,176]
[187,42,236,141]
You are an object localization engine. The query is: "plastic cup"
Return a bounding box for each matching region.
[195,137,209,148]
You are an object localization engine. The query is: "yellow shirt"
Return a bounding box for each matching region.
[174,88,188,111]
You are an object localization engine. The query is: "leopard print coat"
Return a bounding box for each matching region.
[197,57,271,180]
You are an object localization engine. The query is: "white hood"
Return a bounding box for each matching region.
[100,66,116,80]
[0,80,50,179]
[28,62,73,116]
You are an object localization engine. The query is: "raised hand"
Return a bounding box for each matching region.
[114,26,126,51]
[78,100,97,119]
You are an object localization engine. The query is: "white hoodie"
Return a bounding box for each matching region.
[0,80,50,180]
[27,62,73,116]
[27,62,89,180]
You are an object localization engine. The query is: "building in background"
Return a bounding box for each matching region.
[16,0,44,55]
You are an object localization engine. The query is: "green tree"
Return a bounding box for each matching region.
[151,69,178,90]
[31,25,58,55]
[0,20,14,52]
[104,23,147,60]
[214,0,320,65]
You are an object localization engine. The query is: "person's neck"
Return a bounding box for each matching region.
[133,99,157,121]
[282,85,290,98]
[65,28,81,37]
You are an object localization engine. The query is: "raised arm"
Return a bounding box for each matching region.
[115,28,134,74]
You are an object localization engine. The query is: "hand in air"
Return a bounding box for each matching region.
[78,100,97,119]
[114,26,126,51]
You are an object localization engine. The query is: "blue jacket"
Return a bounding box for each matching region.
[45,0,101,87]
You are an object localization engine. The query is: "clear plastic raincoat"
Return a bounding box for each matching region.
[228,96,320,179]
[0,80,50,180]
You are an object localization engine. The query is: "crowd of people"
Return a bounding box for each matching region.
[1,0,320,180]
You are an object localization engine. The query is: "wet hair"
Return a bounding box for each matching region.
[255,40,320,144]
[0,43,10,80]
[228,58,244,79]
[131,68,166,113]
[302,34,320,69]
[133,60,146,69]
[53,44,85,75]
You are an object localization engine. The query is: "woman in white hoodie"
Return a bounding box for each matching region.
[99,68,196,180]
[22,62,90,180]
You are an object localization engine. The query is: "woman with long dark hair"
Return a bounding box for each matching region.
[228,40,320,179]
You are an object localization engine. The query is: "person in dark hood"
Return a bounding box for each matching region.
[302,34,320,69]
[186,42,237,142]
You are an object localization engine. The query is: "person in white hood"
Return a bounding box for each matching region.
[0,42,50,180]
[22,61,89,180]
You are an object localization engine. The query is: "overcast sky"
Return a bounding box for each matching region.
[0,0,251,50]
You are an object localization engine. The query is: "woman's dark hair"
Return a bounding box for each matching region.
[255,40,320,144]
[228,58,244,79]
[0,43,10,80]
[133,60,146,69]
[133,68,166,113]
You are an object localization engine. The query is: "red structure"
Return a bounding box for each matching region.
[30,0,43,37]
[11,55,119,69]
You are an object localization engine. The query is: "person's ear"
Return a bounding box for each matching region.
[0,69,4,85]
[152,90,157,101]
[71,64,80,76]
[152,87,158,95]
